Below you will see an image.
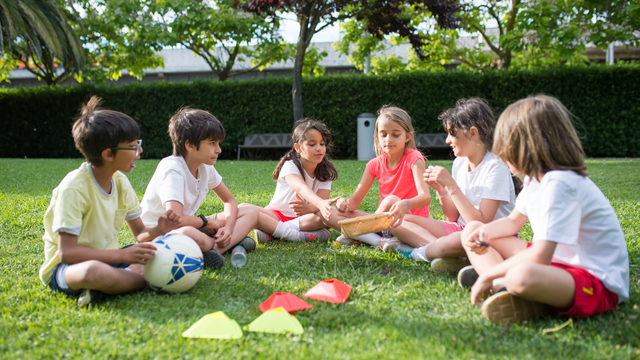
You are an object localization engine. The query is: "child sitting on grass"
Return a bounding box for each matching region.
[40,96,183,307]
[241,119,338,243]
[140,108,259,268]
[323,105,431,247]
[461,94,629,325]
[386,98,517,269]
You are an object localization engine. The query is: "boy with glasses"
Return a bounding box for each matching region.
[40,96,183,307]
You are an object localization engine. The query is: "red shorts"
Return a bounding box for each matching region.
[269,209,298,223]
[525,243,618,317]
[442,221,465,235]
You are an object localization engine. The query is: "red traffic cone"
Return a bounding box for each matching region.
[302,279,352,304]
[259,292,313,313]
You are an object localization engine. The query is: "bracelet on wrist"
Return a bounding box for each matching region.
[403,199,410,209]
[450,187,461,196]
[436,191,447,200]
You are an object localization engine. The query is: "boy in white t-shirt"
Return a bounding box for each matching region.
[40,96,183,307]
[140,108,259,268]
[461,95,629,325]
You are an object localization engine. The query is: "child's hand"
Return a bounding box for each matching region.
[464,226,491,255]
[336,197,350,213]
[425,166,454,192]
[289,193,314,216]
[470,275,493,306]
[204,216,221,235]
[156,210,183,234]
[318,198,339,221]
[214,225,232,248]
[387,200,409,228]
[121,243,157,265]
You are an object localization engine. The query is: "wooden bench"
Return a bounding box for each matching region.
[237,133,293,161]
[236,132,448,160]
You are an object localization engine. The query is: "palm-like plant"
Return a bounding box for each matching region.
[0,0,85,84]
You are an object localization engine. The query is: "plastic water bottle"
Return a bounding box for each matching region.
[231,245,247,268]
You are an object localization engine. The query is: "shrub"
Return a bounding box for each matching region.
[1,65,638,159]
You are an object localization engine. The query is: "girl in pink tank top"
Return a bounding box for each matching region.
[322,106,431,247]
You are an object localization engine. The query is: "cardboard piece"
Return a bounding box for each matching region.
[182,311,243,339]
[246,307,304,335]
[259,292,313,313]
[302,279,352,304]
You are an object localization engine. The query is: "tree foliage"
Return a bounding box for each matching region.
[336,0,640,73]
[0,0,85,85]
[153,0,292,81]
[241,0,460,121]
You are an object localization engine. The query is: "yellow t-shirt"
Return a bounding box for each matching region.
[39,162,141,285]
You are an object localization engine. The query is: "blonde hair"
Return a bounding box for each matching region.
[374,105,417,157]
[493,94,587,181]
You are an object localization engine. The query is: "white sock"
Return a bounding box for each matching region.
[273,221,304,242]
[288,218,301,231]
[412,243,431,262]
[352,233,382,247]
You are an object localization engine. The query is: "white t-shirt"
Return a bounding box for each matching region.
[141,156,222,227]
[516,170,629,303]
[265,160,332,218]
[451,151,515,226]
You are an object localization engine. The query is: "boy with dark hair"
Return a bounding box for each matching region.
[140,108,258,268]
[40,96,183,307]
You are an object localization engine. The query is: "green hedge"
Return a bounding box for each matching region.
[1,65,639,159]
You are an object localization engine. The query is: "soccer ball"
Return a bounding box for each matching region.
[143,234,204,293]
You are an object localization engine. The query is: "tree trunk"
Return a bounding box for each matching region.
[292,40,307,122]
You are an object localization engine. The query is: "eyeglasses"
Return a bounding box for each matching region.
[110,139,143,156]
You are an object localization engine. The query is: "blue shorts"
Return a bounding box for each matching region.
[49,261,131,295]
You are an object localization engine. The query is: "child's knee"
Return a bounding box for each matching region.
[238,205,258,218]
[73,260,113,285]
[378,195,401,211]
[460,221,482,240]
[505,262,539,295]
[171,227,213,250]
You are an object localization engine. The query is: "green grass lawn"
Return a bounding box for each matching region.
[1,158,638,359]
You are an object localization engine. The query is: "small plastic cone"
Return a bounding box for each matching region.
[182,311,243,339]
[246,307,304,334]
[302,279,352,303]
[259,292,313,313]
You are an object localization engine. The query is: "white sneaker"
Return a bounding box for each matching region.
[431,257,471,274]
[335,234,360,246]
[382,237,415,259]
[254,228,274,243]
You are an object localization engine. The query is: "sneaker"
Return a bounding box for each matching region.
[240,236,257,252]
[457,265,479,289]
[382,238,415,259]
[77,289,104,307]
[335,234,361,247]
[481,291,548,325]
[301,229,331,242]
[203,249,224,269]
[431,257,472,274]
[254,229,273,243]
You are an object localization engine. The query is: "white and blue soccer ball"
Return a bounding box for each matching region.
[143,233,204,293]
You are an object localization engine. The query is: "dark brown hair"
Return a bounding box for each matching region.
[273,119,338,182]
[493,94,587,181]
[168,107,225,157]
[439,97,495,150]
[72,96,140,166]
